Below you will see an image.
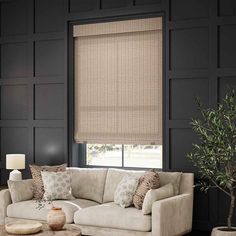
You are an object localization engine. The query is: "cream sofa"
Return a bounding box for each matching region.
[0,168,194,236]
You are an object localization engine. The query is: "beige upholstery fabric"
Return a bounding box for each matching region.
[0,190,11,225]
[79,225,151,236]
[142,183,174,215]
[53,199,98,223]
[74,202,151,232]
[0,171,194,236]
[8,179,34,203]
[70,168,108,203]
[179,173,194,194]
[7,200,49,222]
[7,199,98,224]
[152,193,193,236]
[158,172,182,195]
[103,169,144,203]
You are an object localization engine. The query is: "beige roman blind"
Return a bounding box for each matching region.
[74,17,162,145]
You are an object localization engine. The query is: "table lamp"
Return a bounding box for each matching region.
[6,154,25,181]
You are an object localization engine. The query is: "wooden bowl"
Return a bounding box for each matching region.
[5,222,42,235]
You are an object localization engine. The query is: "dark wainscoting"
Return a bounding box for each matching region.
[0,0,236,231]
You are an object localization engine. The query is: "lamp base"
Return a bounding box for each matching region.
[9,170,22,181]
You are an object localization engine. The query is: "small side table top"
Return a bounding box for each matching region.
[0,223,81,236]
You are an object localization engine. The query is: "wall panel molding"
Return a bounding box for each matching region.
[0,0,67,184]
[0,0,236,231]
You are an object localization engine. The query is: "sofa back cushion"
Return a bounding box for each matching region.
[103,169,144,203]
[69,168,108,203]
[8,179,34,203]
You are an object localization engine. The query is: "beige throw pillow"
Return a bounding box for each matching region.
[158,172,182,195]
[133,170,160,209]
[8,179,34,203]
[41,171,73,201]
[29,164,67,199]
[142,183,174,215]
[114,175,139,208]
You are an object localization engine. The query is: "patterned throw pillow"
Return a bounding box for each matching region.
[41,171,73,200]
[114,175,139,208]
[133,170,160,209]
[29,164,67,200]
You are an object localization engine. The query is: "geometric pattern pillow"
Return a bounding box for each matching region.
[41,171,73,201]
[114,175,139,208]
[29,164,67,200]
[133,170,160,209]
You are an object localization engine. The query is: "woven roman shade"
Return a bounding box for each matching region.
[74,17,162,145]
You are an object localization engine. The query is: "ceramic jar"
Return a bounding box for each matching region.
[211,227,236,236]
[47,207,66,231]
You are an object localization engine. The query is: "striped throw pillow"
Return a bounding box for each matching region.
[133,170,160,209]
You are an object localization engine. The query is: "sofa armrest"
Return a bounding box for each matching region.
[0,189,11,225]
[152,193,193,236]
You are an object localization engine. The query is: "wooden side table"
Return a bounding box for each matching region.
[0,224,81,236]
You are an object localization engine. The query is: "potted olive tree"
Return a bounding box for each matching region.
[187,90,236,236]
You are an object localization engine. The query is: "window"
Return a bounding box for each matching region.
[87,144,162,168]
[73,17,163,168]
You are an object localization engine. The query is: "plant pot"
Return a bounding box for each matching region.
[47,207,66,231]
[211,227,236,236]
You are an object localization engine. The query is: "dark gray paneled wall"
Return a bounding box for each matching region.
[0,0,236,231]
[0,0,68,184]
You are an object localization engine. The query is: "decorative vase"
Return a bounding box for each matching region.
[211,227,236,236]
[47,207,66,231]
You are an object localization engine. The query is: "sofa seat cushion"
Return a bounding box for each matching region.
[7,199,98,224]
[74,202,151,232]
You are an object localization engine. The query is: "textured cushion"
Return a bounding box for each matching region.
[74,202,151,232]
[114,175,139,208]
[142,183,174,215]
[29,164,67,199]
[133,171,160,209]
[7,179,34,203]
[103,169,144,203]
[7,199,98,224]
[70,168,108,203]
[41,171,73,200]
[158,172,182,195]
[179,173,194,194]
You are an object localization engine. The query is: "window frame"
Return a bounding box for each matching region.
[68,12,166,171]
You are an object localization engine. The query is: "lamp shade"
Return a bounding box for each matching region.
[6,154,25,170]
